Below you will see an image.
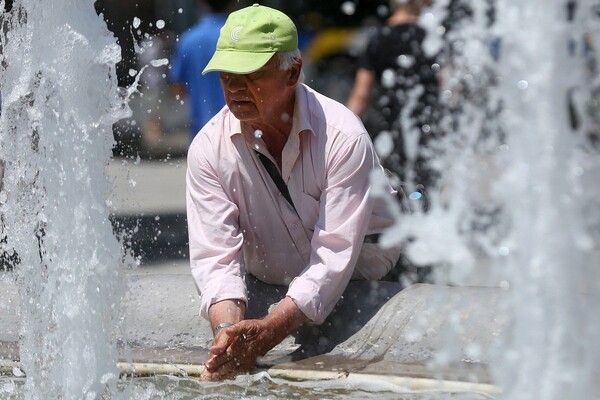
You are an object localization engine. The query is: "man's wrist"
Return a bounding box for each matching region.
[213,322,234,336]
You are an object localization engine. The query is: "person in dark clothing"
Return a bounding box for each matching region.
[347,0,441,198]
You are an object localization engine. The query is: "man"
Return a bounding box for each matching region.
[187,4,402,381]
[169,0,237,143]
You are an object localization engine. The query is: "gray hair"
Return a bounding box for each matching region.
[276,49,302,71]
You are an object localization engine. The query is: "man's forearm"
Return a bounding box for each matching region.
[208,299,246,334]
[261,296,309,347]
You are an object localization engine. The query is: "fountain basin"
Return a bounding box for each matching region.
[1,262,504,397]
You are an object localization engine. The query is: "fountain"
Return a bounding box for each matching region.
[0,0,599,399]
[377,0,600,399]
[0,0,128,398]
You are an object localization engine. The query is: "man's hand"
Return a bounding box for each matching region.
[201,319,271,381]
[201,296,308,381]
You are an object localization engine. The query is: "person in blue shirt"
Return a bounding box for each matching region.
[169,0,237,143]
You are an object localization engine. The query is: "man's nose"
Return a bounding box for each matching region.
[226,75,246,92]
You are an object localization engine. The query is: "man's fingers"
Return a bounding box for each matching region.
[205,334,253,372]
[200,362,241,382]
[203,320,261,375]
[205,340,241,372]
[209,326,238,355]
[205,351,228,372]
[224,320,259,341]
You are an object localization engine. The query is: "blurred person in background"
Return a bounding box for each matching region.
[169,0,238,144]
[347,0,441,199]
[187,4,404,381]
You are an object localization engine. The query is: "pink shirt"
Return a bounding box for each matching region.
[187,84,401,324]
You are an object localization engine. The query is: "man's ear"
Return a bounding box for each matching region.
[288,58,303,86]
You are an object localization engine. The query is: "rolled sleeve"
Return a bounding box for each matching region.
[286,277,324,323]
[286,133,377,324]
[186,139,247,319]
[191,260,247,319]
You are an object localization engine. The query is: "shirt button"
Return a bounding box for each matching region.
[291,223,298,230]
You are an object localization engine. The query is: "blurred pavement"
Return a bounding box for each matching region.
[108,156,189,264]
[108,156,187,215]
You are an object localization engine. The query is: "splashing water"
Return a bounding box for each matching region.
[376,0,600,399]
[0,1,128,398]
[0,0,598,399]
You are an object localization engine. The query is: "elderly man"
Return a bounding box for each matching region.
[187,4,402,381]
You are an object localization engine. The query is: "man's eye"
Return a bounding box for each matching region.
[247,71,262,80]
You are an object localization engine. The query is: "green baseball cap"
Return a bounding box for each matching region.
[202,3,298,75]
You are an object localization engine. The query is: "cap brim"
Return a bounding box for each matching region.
[202,51,275,75]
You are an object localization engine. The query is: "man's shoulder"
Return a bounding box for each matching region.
[301,84,366,140]
[189,109,229,149]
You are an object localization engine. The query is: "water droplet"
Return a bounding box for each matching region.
[178,8,183,14]
[498,246,510,256]
[254,129,263,138]
[156,20,165,29]
[374,131,393,158]
[128,69,137,77]
[409,191,422,201]
[381,69,396,88]
[132,17,141,29]
[340,1,356,15]
[397,54,415,68]
[517,80,528,90]
[150,58,169,67]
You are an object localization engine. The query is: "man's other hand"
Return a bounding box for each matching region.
[200,296,309,381]
[200,319,271,381]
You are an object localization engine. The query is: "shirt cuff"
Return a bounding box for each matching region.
[196,275,248,320]
[286,277,327,324]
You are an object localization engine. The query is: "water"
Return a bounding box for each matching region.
[0,0,128,398]
[1,0,600,399]
[1,373,493,400]
[377,1,600,399]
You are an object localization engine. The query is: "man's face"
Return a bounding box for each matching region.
[219,55,297,123]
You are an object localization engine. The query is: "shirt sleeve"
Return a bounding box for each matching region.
[357,30,379,73]
[186,140,248,320]
[286,132,377,324]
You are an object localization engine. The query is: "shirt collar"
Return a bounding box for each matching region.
[290,84,316,137]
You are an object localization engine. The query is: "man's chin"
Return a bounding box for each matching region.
[229,107,259,122]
